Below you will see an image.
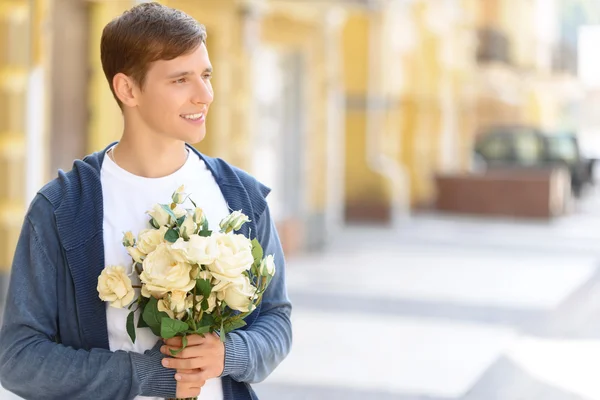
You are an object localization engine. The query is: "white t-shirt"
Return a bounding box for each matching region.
[101,146,228,400]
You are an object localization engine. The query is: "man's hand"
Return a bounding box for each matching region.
[174,369,204,399]
[161,333,226,397]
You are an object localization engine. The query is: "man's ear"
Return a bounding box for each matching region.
[113,73,138,107]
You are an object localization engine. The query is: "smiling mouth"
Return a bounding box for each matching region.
[180,112,204,121]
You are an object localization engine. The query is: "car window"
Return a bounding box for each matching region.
[547,136,578,162]
[514,134,542,164]
[478,134,511,161]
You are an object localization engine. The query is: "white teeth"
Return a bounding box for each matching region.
[181,113,203,120]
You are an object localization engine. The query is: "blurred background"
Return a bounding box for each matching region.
[3,0,600,399]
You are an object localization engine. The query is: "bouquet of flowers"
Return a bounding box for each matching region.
[97,185,276,397]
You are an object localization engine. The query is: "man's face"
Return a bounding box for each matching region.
[132,42,214,144]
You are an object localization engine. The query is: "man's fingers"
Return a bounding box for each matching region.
[164,334,208,347]
[175,369,206,397]
[175,369,207,384]
[161,345,203,359]
[163,357,203,370]
[176,386,202,398]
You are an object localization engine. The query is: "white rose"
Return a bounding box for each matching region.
[137,226,168,254]
[148,204,171,227]
[173,205,187,219]
[189,265,212,280]
[259,254,276,277]
[168,290,188,313]
[198,269,212,281]
[157,298,186,320]
[186,292,218,313]
[204,292,218,313]
[156,290,188,320]
[172,235,219,266]
[220,275,256,312]
[141,284,151,298]
[172,185,186,204]
[126,246,145,264]
[140,243,195,298]
[97,266,135,308]
[193,207,206,225]
[157,299,174,319]
[208,233,254,282]
[122,231,135,248]
[219,211,251,233]
[180,214,197,239]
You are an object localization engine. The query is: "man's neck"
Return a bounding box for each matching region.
[111,135,189,178]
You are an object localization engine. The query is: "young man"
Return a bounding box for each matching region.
[0,3,292,399]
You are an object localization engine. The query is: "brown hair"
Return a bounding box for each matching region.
[100,2,207,107]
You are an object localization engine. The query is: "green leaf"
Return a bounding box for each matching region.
[187,318,197,331]
[201,298,209,311]
[250,263,258,277]
[164,228,179,243]
[195,325,211,335]
[223,318,247,334]
[149,218,159,229]
[198,228,212,238]
[220,319,225,342]
[176,215,186,227]
[127,311,136,344]
[142,297,169,337]
[200,312,215,327]
[202,218,209,233]
[137,297,150,328]
[251,239,263,263]
[160,204,178,222]
[189,198,197,208]
[196,279,212,299]
[160,317,189,339]
[137,314,149,328]
[169,335,188,356]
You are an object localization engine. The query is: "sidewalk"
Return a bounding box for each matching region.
[254,215,600,400]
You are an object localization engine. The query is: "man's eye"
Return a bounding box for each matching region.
[203,74,212,80]
[174,78,187,84]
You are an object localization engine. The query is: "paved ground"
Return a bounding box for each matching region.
[253,191,600,400]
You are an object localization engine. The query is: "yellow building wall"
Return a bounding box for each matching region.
[342,13,389,217]
[352,0,480,210]
[0,1,29,272]
[0,0,52,272]
[343,1,469,212]
[261,13,328,215]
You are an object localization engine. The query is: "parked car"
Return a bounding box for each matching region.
[473,125,595,196]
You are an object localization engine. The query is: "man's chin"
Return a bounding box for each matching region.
[185,130,206,145]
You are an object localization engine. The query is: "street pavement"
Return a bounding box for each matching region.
[254,191,600,400]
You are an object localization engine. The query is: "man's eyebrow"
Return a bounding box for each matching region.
[167,71,193,79]
[167,67,212,79]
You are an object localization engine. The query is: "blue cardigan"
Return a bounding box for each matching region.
[0,144,292,399]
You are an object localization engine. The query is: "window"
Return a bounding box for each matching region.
[514,134,542,165]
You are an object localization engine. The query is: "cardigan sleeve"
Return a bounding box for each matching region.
[220,204,293,383]
[0,195,177,400]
